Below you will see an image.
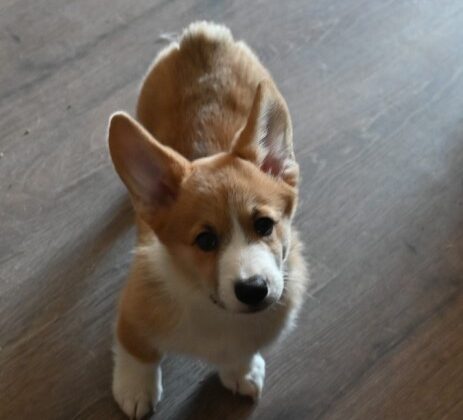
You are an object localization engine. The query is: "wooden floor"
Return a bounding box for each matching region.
[1,1,463,419]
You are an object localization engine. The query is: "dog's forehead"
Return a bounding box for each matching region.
[186,163,262,209]
[181,174,253,217]
[176,154,294,223]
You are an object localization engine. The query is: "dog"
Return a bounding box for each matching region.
[107,21,309,419]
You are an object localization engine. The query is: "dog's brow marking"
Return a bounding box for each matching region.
[226,214,247,279]
[231,214,246,245]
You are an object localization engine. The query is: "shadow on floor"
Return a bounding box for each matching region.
[166,374,256,420]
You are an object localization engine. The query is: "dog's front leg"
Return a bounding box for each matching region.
[218,352,266,401]
[112,339,163,419]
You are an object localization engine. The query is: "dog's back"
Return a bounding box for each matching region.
[137,21,280,160]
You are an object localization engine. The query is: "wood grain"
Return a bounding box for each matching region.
[1,1,463,419]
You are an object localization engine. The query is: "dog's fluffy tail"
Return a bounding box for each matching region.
[181,21,233,47]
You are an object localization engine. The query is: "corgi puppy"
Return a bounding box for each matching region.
[108,21,309,419]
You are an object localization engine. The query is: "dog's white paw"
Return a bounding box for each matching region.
[113,390,154,420]
[113,369,162,419]
[112,343,162,419]
[219,353,266,401]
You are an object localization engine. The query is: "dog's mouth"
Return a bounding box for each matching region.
[209,294,276,314]
[209,294,226,310]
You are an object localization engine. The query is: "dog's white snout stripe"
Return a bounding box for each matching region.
[218,216,284,311]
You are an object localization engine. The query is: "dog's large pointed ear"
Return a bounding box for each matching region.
[232,80,299,187]
[108,112,190,216]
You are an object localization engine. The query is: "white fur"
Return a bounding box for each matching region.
[218,216,284,312]
[112,340,162,419]
[182,21,233,44]
[146,240,289,365]
[218,353,266,400]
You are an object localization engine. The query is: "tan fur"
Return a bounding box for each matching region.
[137,22,277,159]
[108,21,309,418]
[116,250,179,363]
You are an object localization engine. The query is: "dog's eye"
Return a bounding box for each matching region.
[254,217,274,236]
[195,231,218,251]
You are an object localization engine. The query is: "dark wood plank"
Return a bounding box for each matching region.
[324,293,463,420]
[1,0,463,419]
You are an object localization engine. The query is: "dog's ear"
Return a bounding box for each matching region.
[232,80,299,187]
[108,112,189,215]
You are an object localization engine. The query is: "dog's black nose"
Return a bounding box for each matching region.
[234,276,268,306]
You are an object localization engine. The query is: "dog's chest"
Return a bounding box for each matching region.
[154,303,291,366]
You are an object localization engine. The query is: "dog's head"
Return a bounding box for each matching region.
[108,82,299,313]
